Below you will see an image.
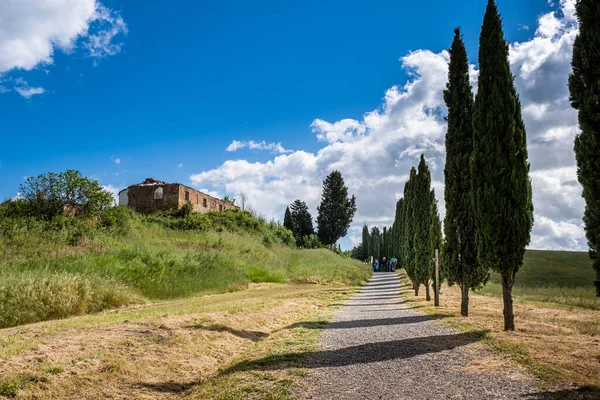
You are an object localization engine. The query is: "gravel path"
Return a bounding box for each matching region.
[296,272,546,400]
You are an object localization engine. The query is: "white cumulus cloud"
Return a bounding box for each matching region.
[190,0,584,251]
[0,0,127,97]
[225,140,292,154]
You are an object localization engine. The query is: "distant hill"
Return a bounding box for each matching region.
[488,250,594,288]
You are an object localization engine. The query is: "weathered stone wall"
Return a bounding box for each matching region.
[123,182,236,214]
[178,185,236,213]
[125,184,180,213]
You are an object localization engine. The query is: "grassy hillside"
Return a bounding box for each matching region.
[0,208,371,328]
[477,249,599,310]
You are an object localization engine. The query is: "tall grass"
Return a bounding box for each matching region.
[0,208,370,328]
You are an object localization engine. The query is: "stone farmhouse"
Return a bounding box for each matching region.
[118,178,236,214]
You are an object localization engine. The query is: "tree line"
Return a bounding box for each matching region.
[284,170,356,250]
[353,0,541,331]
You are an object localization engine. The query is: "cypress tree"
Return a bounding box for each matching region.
[402,168,418,292]
[394,198,404,262]
[443,27,489,316]
[429,189,443,296]
[361,223,371,260]
[283,206,294,233]
[413,155,434,301]
[382,227,388,261]
[569,0,600,296]
[371,226,381,263]
[290,199,314,247]
[472,0,533,330]
[316,171,357,246]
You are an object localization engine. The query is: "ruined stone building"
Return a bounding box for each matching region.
[118,178,236,214]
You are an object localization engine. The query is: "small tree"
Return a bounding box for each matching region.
[443,27,489,316]
[238,192,249,211]
[290,199,314,247]
[283,206,294,232]
[316,170,357,247]
[472,0,533,330]
[19,170,113,219]
[569,0,600,296]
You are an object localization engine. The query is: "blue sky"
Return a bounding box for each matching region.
[0,0,583,250]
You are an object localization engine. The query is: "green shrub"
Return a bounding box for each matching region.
[99,206,135,230]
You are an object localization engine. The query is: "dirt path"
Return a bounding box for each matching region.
[296,272,545,400]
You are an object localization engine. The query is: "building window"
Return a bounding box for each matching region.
[196,194,199,204]
[185,191,190,201]
[219,204,223,212]
[154,187,163,200]
[203,198,207,207]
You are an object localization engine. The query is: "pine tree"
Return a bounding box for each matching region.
[472,0,533,330]
[443,27,489,316]
[283,206,294,233]
[402,168,418,291]
[290,200,314,247]
[316,171,357,246]
[361,223,371,260]
[569,0,600,297]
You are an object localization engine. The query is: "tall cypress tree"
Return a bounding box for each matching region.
[413,155,435,301]
[316,171,357,247]
[429,189,443,295]
[371,226,381,262]
[443,27,489,316]
[283,206,294,233]
[472,0,533,330]
[394,198,404,262]
[402,168,418,291]
[290,200,314,247]
[361,223,371,260]
[569,0,600,297]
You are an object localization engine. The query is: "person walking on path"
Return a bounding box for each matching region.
[382,257,388,272]
[374,259,379,272]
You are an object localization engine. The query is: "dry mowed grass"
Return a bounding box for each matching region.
[399,270,600,390]
[0,283,356,399]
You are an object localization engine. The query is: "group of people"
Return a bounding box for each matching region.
[369,256,398,272]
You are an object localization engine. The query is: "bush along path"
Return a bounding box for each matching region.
[295,273,545,400]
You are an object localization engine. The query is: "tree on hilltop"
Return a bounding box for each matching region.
[316,170,357,247]
[290,200,314,247]
[283,206,294,233]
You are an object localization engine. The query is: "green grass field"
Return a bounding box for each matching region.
[0,209,371,329]
[476,250,599,310]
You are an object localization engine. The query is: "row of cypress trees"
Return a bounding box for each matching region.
[356,0,534,331]
[402,156,442,302]
[442,0,533,330]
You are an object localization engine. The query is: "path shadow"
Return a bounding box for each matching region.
[224,330,488,373]
[357,295,401,300]
[286,314,452,330]
[329,301,408,307]
[185,323,268,342]
[522,386,600,400]
[135,330,488,395]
